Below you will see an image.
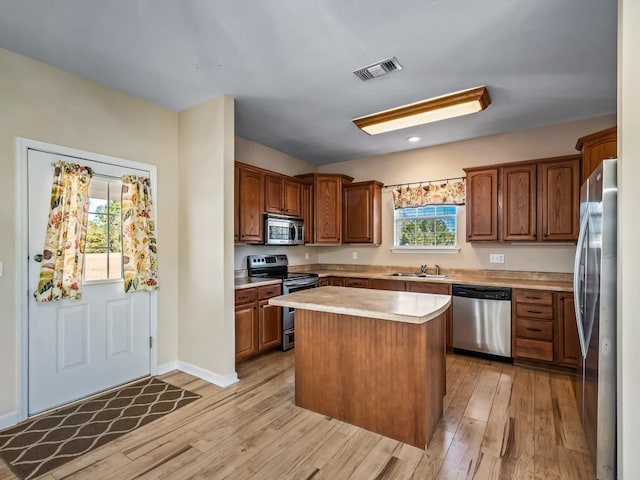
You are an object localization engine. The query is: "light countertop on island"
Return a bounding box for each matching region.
[269,285,451,324]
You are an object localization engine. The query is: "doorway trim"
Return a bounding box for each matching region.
[16,137,159,422]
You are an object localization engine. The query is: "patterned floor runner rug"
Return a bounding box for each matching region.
[0,377,200,479]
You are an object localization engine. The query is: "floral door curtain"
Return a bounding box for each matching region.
[122,175,159,293]
[391,179,466,208]
[35,161,93,302]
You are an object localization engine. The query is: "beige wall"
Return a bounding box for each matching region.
[234,137,318,270]
[0,48,179,417]
[179,97,236,378]
[316,115,616,273]
[618,0,639,476]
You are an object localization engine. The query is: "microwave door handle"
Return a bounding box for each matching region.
[573,207,589,358]
[290,223,297,243]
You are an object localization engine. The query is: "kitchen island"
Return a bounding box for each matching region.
[269,286,451,448]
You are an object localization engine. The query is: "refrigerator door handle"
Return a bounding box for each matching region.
[573,207,589,358]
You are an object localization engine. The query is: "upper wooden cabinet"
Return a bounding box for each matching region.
[264,174,302,217]
[236,164,264,244]
[465,154,580,243]
[296,173,353,244]
[234,164,240,242]
[464,168,499,241]
[576,126,617,183]
[264,174,284,214]
[283,179,302,217]
[538,157,580,241]
[501,164,537,241]
[343,181,382,245]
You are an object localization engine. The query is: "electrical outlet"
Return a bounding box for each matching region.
[304,252,309,260]
[352,251,358,260]
[489,254,505,264]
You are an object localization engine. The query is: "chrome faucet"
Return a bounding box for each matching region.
[434,264,440,276]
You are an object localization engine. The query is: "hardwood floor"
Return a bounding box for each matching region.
[0,352,594,479]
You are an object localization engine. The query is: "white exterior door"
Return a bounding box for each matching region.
[27,149,151,415]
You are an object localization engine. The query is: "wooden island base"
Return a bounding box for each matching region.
[295,309,445,449]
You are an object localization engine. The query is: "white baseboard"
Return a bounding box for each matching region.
[157,361,179,375]
[176,361,239,388]
[0,411,18,430]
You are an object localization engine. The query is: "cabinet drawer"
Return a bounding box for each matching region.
[514,289,553,305]
[515,303,553,319]
[406,282,450,295]
[515,338,554,362]
[235,287,258,305]
[516,318,553,341]
[258,284,282,300]
[370,279,406,291]
[318,278,330,287]
[345,278,370,288]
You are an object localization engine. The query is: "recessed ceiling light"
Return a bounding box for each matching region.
[407,136,421,143]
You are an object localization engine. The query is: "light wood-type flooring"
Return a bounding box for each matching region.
[0,351,595,479]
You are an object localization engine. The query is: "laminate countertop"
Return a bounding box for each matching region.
[234,277,281,289]
[269,286,451,324]
[291,269,573,292]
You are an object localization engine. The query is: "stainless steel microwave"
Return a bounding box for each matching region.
[264,214,304,245]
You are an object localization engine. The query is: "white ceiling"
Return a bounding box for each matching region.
[0,0,617,164]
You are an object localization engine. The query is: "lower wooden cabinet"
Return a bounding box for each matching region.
[258,301,282,351]
[555,292,579,368]
[235,302,258,363]
[369,279,406,291]
[513,288,579,370]
[318,277,330,287]
[329,277,345,286]
[235,284,282,364]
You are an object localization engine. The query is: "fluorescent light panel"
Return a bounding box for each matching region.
[353,86,491,135]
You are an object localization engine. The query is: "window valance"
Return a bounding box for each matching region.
[391,178,466,209]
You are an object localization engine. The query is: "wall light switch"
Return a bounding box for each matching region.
[0,260,3,277]
[489,254,505,264]
[304,252,309,260]
[352,251,358,260]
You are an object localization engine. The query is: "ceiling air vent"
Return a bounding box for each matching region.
[353,57,403,81]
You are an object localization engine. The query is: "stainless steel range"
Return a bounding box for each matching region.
[247,254,319,351]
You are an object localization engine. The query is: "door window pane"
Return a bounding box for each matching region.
[85,177,122,282]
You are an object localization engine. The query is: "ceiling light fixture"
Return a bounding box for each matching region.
[407,136,421,143]
[352,86,491,135]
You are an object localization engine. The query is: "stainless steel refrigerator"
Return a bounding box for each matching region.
[573,158,617,479]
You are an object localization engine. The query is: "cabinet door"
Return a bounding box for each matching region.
[329,277,345,287]
[264,174,284,214]
[538,158,580,241]
[235,303,258,362]
[284,179,301,217]
[555,292,579,368]
[258,300,282,351]
[343,182,382,244]
[502,164,537,241]
[238,166,264,243]
[318,277,330,287]
[315,175,342,243]
[465,168,499,241]
[302,183,313,244]
[577,126,617,183]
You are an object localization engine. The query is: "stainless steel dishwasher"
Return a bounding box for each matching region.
[452,284,512,358]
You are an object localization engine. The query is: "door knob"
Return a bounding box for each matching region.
[33,254,43,262]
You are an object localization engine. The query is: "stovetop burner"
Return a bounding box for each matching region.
[247,254,318,283]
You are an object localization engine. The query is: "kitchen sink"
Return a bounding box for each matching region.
[387,272,449,279]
